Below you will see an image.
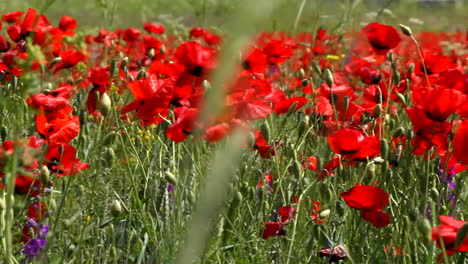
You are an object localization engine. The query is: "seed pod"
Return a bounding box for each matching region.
[320,209,330,218]
[110,59,117,76]
[380,139,388,159]
[373,104,382,118]
[407,63,415,74]
[48,199,57,211]
[103,131,118,146]
[392,127,405,138]
[430,187,439,201]
[164,171,177,185]
[399,24,413,37]
[393,71,401,84]
[298,118,309,138]
[408,208,419,222]
[247,132,256,148]
[343,96,350,114]
[109,200,122,217]
[99,92,112,116]
[396,92,407,106]
[103,147,115,168]
[39,165,50,184]
[148,48,156,59]
[231,191,243,208]
[260,122,271,142]
[136,70,147,80]
[0,126,7,141]
[417,217,432,244]
[324,69,334,88]
[301,79,309,87]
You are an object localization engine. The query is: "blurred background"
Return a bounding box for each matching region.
[0,0,465,33]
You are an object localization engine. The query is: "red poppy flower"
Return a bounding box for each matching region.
[362,22,401,53]
[278,205,296,222]
[50,50,85,73]
[35,113,80,145]
[341,184,390,227]
[0,35,10,52]
[189,27,205,38]
[341,184,388,211]
[262,222,285,239]
[327,128,380,161]
[241,48,267,74]
[453,120,468,164]
[174,41,216,78]
[2,11,23,24]
[166,107,200,142]
[432,215,468,260]
[412,86,465,122]
[45,144,90,177]
[359,67,381,85]
[263,40,294,65]
[58,16,77,35]
[122,75,175,126]
[144,22,165,34]
[362,209,391,227]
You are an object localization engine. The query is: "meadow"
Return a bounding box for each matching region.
[0,0,467,263]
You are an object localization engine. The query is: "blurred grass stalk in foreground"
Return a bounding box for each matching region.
[175,0,281,262]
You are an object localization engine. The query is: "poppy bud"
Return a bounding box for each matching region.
[202,80,211,91]
[455,223,468,248]
[260,122,271,142]
[380,139,388,159]
[388,52,394,62]
[164,171,177,185]
[320,209,330,218]
[296,68,306,79]
[136,70,147,80]
[0,198,5,210]
[301,78,309,87]
[110,59,117,76]
[298,118,309,138]
[373,103,382,118]
[39,165,50,184]
[417,217,432,244]
[103,147,115,167]
[121,57,128,69]
[103,131,118,146]
[373,157,385,164]
[408,208,419,222]
[392,127,405,138]
[430,187,439,201]
[49,199,57,211]
[407,63,415,74]
[396,92,406,106]
[99,92,112,116]
[324,69,334,88]
[393,71,401,84]
[148,48,155,59]
[0,126,7,140]
[49,57,62,68]
[231,191,243,208]
[313,62,322,75]
[406,129,415,140]
[109,200,122,217]
[399,24,413,37]
[343,96,350,114]
[128,74,135,82]
[247,132,256,148]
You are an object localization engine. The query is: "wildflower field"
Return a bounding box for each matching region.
[0,0,467,263]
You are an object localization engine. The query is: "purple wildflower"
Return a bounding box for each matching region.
[23,224,49,260]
